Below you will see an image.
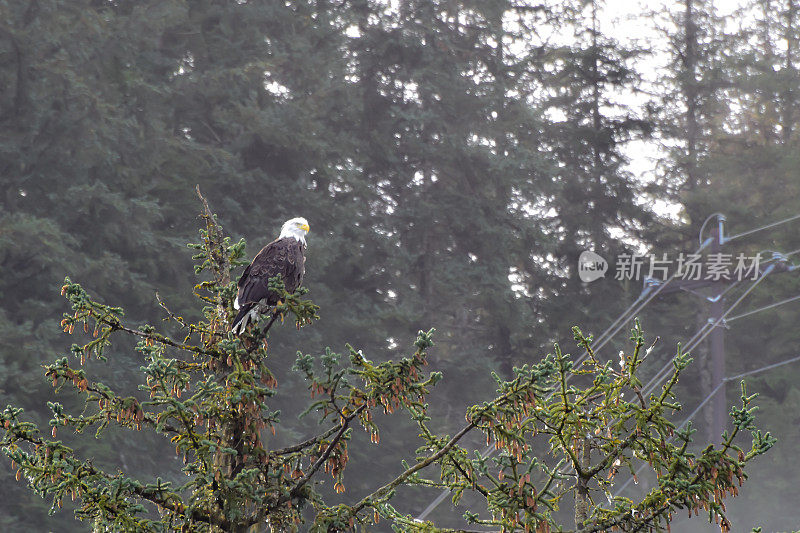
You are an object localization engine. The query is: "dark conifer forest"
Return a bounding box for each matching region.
[1,1,799,531]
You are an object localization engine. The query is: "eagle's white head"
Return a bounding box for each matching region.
[279,217,310,244]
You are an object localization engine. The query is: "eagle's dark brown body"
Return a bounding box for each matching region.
[231,236,305,333]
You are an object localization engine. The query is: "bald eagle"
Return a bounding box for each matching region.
[231,217,309,334]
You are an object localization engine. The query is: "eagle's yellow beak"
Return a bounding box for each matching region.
[301,223,310,232]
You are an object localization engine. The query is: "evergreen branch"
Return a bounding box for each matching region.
[284,404,367,501]
[585,354,685,480]
[587,391,762,533]
[452,459,490,497]
[2,424,229,530]
[45,363,182,436]
[348,420,477,517]
[269,423,342,457]
[104,317,218,358]
[156,375,205,460]
[554,347,583,476]
[243,312,281,356]
[84,383,182,435]
[156,291,211,337]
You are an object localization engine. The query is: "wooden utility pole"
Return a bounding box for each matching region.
[651,214,729,440]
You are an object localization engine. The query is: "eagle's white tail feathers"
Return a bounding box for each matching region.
[231,315,246,335]
[233,295,240,310]
[231,307,259,335]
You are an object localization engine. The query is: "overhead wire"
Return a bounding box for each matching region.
[640,244,800,399]
[562,237,715,378]
[727,293,800,322]
[566,239,714,364]
[613,217,800,444]
[724,213,800,243]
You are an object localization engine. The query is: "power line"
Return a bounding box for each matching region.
[581,287,652,357]
[621,213,800,400]
[589,244,707,356]
[640,241,799,435]
[641,246,799,400]
[727,293,800,322]
[726,354,800,381]
[563,237,716,389]
[679,278,742,301]
[724,213,800,243]
[416,479,455,521]
[572,240,715,361]
[616,228,792,398]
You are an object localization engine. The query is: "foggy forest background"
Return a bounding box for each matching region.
[2,0,800,531]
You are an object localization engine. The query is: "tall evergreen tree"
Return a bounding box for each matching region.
[653,0,732,222]
[0,198,776,533]
[522,0,654,352]
[347,0,546,379]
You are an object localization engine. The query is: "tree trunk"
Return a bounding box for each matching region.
[782,0,797,142]
[575,438,591,531]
